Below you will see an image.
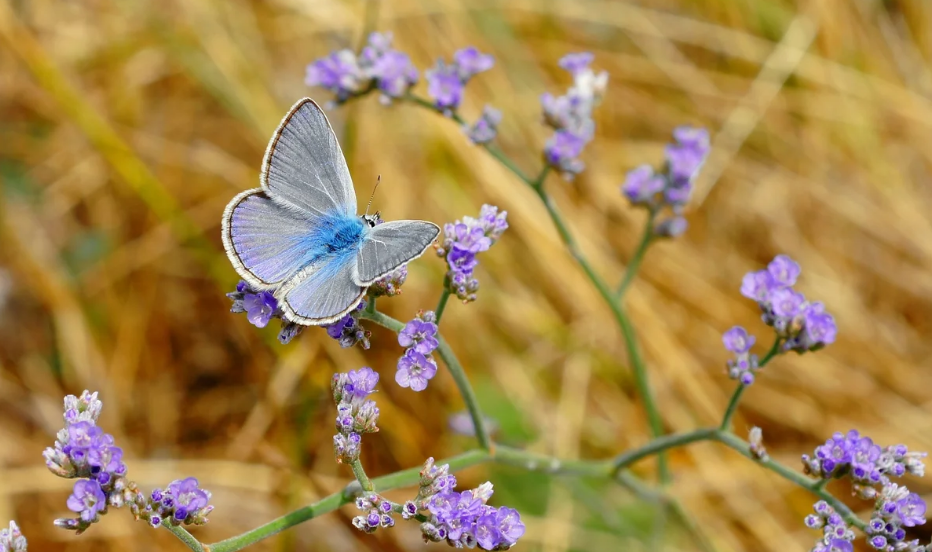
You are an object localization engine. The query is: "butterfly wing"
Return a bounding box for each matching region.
[261,97,356,218]
[354,220,441,286]
[222,97,356,288]
[222,189,326,288]
[275,252,366,325]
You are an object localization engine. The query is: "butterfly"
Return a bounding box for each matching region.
[221,98,440,325]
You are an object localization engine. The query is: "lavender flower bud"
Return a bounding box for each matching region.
[749,427,768,461]
[0,521,27,552]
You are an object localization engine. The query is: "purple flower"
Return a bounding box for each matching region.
[243,290,277,328]
[723,326,755,354]
[67,480,107,522]
[896,493,927,527]
[767,254,801,287]
[399,315,439,354]
[621,165,665,204]
[453,47,494,80]
[665,126,710,184]
[305,50,365,99]
[494,506,526,547]
[427,63,465,111]
[465,105,502,145]
[346,367,380,398]
[437,206,508,303]
[769,288,806,318]
[544,128,591,180]
[88,442,125,478]
[372,50,418,101]
[168,477,211,516]
[396,350,438,392]
[323,301,370,349]
[740,269,775,302]
[558,52,594,74]
[804,305,837,346]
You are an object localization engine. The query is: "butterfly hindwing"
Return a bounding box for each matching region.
[276,251,366,325]
[355,220,441,285]
[261,98,357,218]
[221,189,322,288]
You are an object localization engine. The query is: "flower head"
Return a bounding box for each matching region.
[437,206,508,303]
[372,51,418,102]
[305,50,366,100]
[0,521,27,552]
[426,62,465,111]
[396,350,438,392]
[464,105,502,145]
[323,301,371,349]
[544,127,591,180]
[453,47,494,80]
[67,480,107,523]
[399,313,439,355]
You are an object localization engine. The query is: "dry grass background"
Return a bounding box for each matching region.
[0,0,931,550]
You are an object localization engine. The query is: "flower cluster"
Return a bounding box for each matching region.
[802,430,929,551]
[396,311,439,392]
[351,494,396,534]
[541,52,607,180]
[722,325,760,385]
[148,478,213,528]
[306,32,418,104]
[369,265,408,297]
[0,521,26,552]
[332,368,381,463]
[426,46,494,113]
[621,126,711,238]
[227,281,305,344]
[324,300,372,349]
[464,105,502,145]
[398,458,525,550]
[804,501,855,552]
[740,255,838,353]
[43,391,212,533]
[436,205,509,302]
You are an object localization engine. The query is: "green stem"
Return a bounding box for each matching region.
[164,525,203,552]
[359,308,492,450]
[168,428,863,551]
[713,431,865,530]
[434,288,451,324]
[611,428,717,475]
[615,211,656,299]
[436,335,491,450]
[719,337,782,431]
[350,458,374,493]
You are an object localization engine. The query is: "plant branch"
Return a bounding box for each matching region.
[359,308,492,450]
[719,337,783,431]
[615,211,656,299]
[434,288,451,324]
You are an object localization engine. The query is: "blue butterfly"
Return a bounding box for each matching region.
[221,98,440,325]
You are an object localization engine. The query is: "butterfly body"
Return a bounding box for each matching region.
[222,98,440,326]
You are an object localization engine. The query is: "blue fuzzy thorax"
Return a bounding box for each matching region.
[311,212,366,258]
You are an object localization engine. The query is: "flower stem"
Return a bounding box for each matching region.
[611,428,717,475]
[350,458,374,493]
[165,525,204,552]
[719,337,782,431]
[434,288,451,324]
[712,431,865,530]
[359,308,492,450]
[615,211,656,299]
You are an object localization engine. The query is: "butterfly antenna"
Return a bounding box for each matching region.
[365,174,381,216]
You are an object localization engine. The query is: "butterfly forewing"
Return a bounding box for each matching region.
[355,220,441,285]
[261,98,357,218]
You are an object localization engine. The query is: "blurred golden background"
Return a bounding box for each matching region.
[2,0,932,550]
